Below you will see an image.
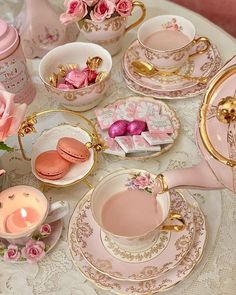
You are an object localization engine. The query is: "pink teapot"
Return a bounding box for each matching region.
[155,56,236,194]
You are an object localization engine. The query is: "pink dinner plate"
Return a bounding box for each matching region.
[69,190,206,294]
[68,190,194,281]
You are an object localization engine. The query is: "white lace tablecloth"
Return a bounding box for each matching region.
[0,0,236,294]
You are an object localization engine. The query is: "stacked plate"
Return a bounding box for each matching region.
[122,40,222,100]
[68,189,207,294]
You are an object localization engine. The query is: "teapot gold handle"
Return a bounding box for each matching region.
[199,64,236,168]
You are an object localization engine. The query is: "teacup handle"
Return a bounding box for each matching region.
[189,36,211,58]
[45,200,69,224]
[125,0,146,33]
[160,212,185,232]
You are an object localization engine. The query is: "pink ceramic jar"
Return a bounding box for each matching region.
[0,19,36,104]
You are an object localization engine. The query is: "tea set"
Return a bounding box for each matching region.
[0,1,236,294]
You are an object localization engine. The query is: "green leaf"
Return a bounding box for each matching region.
[0,142,14,152]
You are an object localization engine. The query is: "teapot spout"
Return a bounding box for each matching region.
[155,161,224,194]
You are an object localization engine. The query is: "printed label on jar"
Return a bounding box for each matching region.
[0,58,29,93]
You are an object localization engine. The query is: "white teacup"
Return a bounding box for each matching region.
[0,185,69,245]
[137,15,211,72]
[91,169,185,251]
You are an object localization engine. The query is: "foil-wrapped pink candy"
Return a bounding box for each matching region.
[108,120,128,138]
[127,120,146,135]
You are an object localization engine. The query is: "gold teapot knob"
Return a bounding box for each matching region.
[216,96,236,124]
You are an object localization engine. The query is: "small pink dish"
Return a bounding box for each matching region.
[57,137,90,164]
[35,150,71,180]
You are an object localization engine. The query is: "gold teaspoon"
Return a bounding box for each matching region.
[131,60,208,84]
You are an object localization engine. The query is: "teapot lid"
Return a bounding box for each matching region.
[0,19,19,60]
[199,55,236,167]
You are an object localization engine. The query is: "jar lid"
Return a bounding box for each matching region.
[0,19,19,60]
[199,55,236,167]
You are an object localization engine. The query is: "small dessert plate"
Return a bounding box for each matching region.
[95,96,180,160]
[69,191,206,294]
[0,220,63,264]
[123,40,221,91]
[68,189,194,281]
[31,125,95,186]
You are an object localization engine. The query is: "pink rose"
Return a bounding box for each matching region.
[115,0,133,17]
[90,0,115,22]
[133,175,150,189]
[3,245,21,262]
[0,91,27,142]
[21,240,46,263]
[60,0,88,25]
[83,0,99,6]
[39,224,51,237]
[0,94,26,173]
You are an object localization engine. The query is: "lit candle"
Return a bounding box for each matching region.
[5,207,40,234]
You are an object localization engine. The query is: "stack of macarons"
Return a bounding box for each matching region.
[35,137,90,180]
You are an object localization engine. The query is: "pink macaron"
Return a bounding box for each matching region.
[57,137,90,164]
[35,150,71,180]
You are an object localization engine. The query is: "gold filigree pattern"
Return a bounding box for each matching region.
[126,278,172,293]
[128,263,173,280]
[83,265,122,290]
[81,17,125,33]
[101,231,170,263]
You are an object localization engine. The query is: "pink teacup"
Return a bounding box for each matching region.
[0,185,69,245]
[91,169,185,251]
[137,15,211,72]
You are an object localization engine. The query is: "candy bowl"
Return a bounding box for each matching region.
[39,42,112,111]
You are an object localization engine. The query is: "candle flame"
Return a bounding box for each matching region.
[21,208,27,219]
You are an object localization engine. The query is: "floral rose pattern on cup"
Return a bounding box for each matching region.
[162,18,183,32]
[126,172,155,193]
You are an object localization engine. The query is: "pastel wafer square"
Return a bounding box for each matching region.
[97,127,125,157]
[113,101,137,121]
[95,107,115,130]
[142,132,174,145]
[115,136,138,153]
[133,135,161,152]
[147,115,174,134]
[134,101,150,121]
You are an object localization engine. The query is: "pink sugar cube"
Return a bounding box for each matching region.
[115,136,138,153]
[95,107,115,130]
[113,101,137,121]
[142,132,174,145]
[133,135,161,152]
[147,115,174,134]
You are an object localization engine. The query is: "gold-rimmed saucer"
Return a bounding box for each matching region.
[69,190,207,294]
[68,189,194,282]
[122,40,221,99]
[100,230,170,263]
